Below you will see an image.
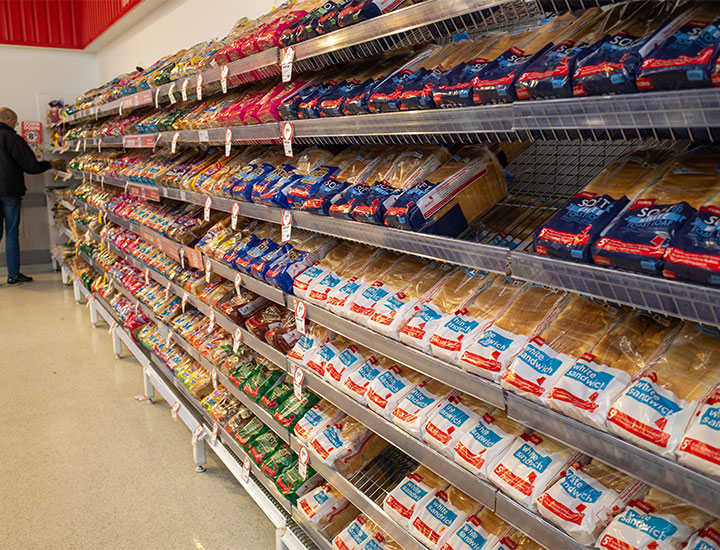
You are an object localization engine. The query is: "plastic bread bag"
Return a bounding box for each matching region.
[547,311,677,429]
[593,152,720,275]
[399,268,493,354]
[294,399,345,444]
[384,145,506,238]
[430,275,525,364]
[384,465,449,530]
[341,357,388,405]
[297,483,352,528]
[391,379,456,438]
[606,322,720,458]
[332,515,382,550]
[264,233,337,294]
[309,416,387,476]
[367,363,427,420]
[596,488,711,550]
[276,460,324,503]
[287,323,335,365]
[572,2,674,97]
[423,393,493,457]
[233,416,269,447]
[496,531,545,550]
[269,314,303,354]
[685,519,720,550]
[677,386,720,478]
[410,486,478,548]
[246,430,284,465]
[293,241,355,298]
[452,407,526,479]
[356,532,403,550]
[286,148,358,210]
[536,459,646,546]
[336,0,414,31]
[438,505,515,550]
[324,341,375,387]
[306,245,377,307]
[502,296,623,404]
[637,3,720,92]
[260,445,295,478]
[487,431,583,510]
[245,304,285,340]
[535,148,676,262]
[368,262,454,339]
[260,380,294,414]
[306,334,350,378]
[273,389,321,430]
[459,285,566,382]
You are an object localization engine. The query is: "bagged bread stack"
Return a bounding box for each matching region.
[367,363,427,420]
[459,285,565,382]
[384,465,448,530]
[309,416,387,476]
[409,485,478,548]
[287,323,334,366]
[536,460,646,546]
[547,311,676,429]
[306,334,350,378]
[324,341,375,388]
[297,484,359,539]
[677,386,720,478]
[293,241,355,299]
[596,488,711,550]
[294,399,345,444]
[501,296,623,404]
[607,322,720,458]
[332,514,382,550]
[391,379,456,438]
[438,505,515,550]
[305,244,375,307]
[685,518,720,550]
[423,393,492,457]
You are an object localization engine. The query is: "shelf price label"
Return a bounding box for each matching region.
[181,292,189,313]
[191,424,204,447]
[281,209,292,243]
[145,267,150,285]
[198,129,209,142]
[108,321,118,335]
[241,452,251,483]
[118,101,123,117]
[165,328,173,346]
[171,131,180,153]
[63,171,72,182]
[97,138,102,153]
[181,79,189,102]
[281,46,295,83]
[298,444,309,479]
[233,327,242,353]
[234,272,242,297]
[204,196,212,222]
[211,421,219,446]
[293,365,305,401]
[212,367,218,389]
[295,300,307,335]
[164,280,171,301]
[168,82,177,105]
[196,74,203,102]
[220,65,229,94]
[155,87,161,109]
[231,202,240,230]
[83,139,87,152]
[75,140,81,152]
[179,246,186,269]
[225,128,232,157]
[205,258,212,283]
[171,401,181,421]
[208,309,216,333]
[282,122,293,157]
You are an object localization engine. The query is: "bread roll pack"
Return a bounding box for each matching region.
[488,431,583,509]
[423,393,493,456]
[536,459,646,546]
[606,322,720,458]
[459,285,566,382]
[501,296,624,404]
[596,488,711,550]
[452,407,526,479]
[384,465,449,530]
[677,387,720,478]
[438,505,515,550]
[367,363,427,420]
[410,486,478,548]
[547,311,677,429]
[391,379,456,438]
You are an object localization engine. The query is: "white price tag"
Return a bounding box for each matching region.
[145,268,150,284]
[83,139,87,152]
[118,102,123,117]
[179,247,186,269]
[63,171,72,182]
[281,210,292,243]
[281,46,295,83]
[220,65,229,94]
[95,106,100,120]
[231,202,240,230]
[204,196,212,222]
[233,327,242,353]
[171,401,181,421]
[165,328,173,346]
[295,300,307,335]
[171,131,180,153]
[225,128,232,157]
[191,424,204,447]
[205,259,212,283]
[198,129,209,142]
[298,444,309,479]
[208,309,216,333]
[196,74,203,101]
[182,292,189,313]
[212,367,218,389]
[100,174,105,189]
[282,122,293,157]
[211,420,219,446]
[293,365,305,401]
[108,321,118,335]
[241,452,251,483]
[97,138,102,152]
[234,272,242,296]
[181,79,189,102]
[75,140,81,152]
[168,82,177,105]
[164,281,171,300]
[155,87,161,109]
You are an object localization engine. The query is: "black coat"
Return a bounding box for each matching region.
[0,122,51,196]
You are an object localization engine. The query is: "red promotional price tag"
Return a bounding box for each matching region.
[171,131,180,153]
[181,79,189,102]
[225,128,232,157]
[281,46,295,83]
[282,122,293,157]
[212,367,218,389]
[298,443,309,479]
[295,300,307,335]
[231,201,240,230]
[205,259,212,283]
[233,327,242,353]
[211,420,219,446]
[204,196,212,222]
[293,365,305,400]
[196,74,203,101]
[281,210,292,243]
[208,309,216,333]
[191,424,204,447]
[234,272,242,296]
[241,452,251,483]
[182,292,189,313]
[168,82,177,105]
[171,401,181,421]
[221,65,229,94]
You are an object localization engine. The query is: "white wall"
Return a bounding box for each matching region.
[96,0,277,83]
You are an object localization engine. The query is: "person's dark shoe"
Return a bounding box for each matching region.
[7,273,32,285]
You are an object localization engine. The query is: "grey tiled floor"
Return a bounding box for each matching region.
[0,272,276,550]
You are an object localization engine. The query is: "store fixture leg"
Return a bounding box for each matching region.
[193,437,207,473]
[143,370,155,404]
[89,299,98,327]
[60,265,70,284]
[112,326,122,358]
[72,279,83,303]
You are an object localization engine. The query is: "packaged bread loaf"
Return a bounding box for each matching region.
[367,363,427,420]
[459,285,565,382]
[324,341,374,388]
[677,387,720,478]
[502,296,623,404]
[287,324,334,367]
[430,275,525,364]
[488,431,583,509]
[548,311,676,429]
[384,465,449,530]
[297,484,356,536]
[452,407,526,479]
[596,488,711,550]
[294,399,345,443]
[332,514,382,550]
[410,486,478,548]
[305,334,346,378]
[309,416,387,476]
[341,357,388,405]
[293,241,353,298]
[384,146,506,238]
[496,531,545,550]
[439,506,515,550]
[423,393,493,456]
[391,379,456,438]
[307,245,377,307]
[536,459,646,546]
[685,518,720,550]
[606,322,720,458]
[534,148,675,262]
[593,146,720,276]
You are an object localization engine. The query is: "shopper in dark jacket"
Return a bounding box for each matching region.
[0,107,61,284]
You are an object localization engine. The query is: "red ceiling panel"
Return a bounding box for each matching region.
[0,0,143,49]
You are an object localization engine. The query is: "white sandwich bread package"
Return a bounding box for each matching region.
[294,400,345,444]
[383,465,449,531]
[367,363,427,420]
[307,336,349,378]
[287,324,334,366]
[677,388,720,479]
[437,505,515,550]
[423,393,492,456]
[309,416,386,476]
[410,486,478,549]
[325,343,375,388]
[341,357,388,406]
[391,379,456,438]
[332,514,380,550]
[685,519,720,550]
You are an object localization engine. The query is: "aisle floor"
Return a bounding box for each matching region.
[0,272,277,550]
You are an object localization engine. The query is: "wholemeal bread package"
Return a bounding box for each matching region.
[438,505,515,550]
[677,386,720,479]
[410,486,479,548]
[391,379,456,438]
[501,296,623,404]
[606,322,720,458]
[367,363,427,420]
[534,148,675,262]
[488,431,583,509]
[596,488,711,550]
[423,393,493,457]
[536,460,646,546]
[459,285,565,382]
[384,465,449,530]
[547,311,677,429]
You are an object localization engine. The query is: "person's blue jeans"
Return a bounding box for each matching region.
[0,196,21,278]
